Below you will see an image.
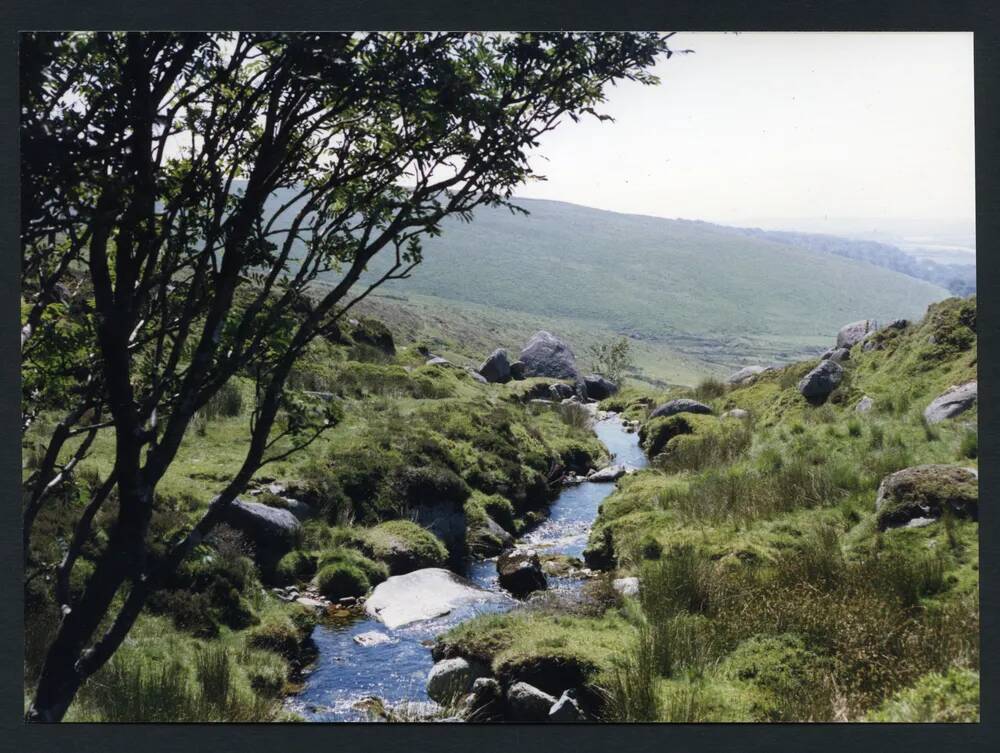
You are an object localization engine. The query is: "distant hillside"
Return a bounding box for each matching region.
[355,199,949,369]
[723,225,975,296]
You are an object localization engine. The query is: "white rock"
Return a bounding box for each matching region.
[353,630,396,648]
[612,576,640,597]
[365,568,507,629]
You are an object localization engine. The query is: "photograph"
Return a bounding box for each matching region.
[19,30,979,724]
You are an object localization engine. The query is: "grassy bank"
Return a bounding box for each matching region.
[437,296,979,721]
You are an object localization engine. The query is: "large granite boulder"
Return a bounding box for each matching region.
[797,360,843,400]
[583,374,619,401]
[497,549,547,598]
[478,348,511,384]
[509,361,526,380]
[219,499,301,568]
[875,465,979,531]
[519,331,579,380]
[923,381,977,424]
[727,365,766,385]
[648,398,713,420]
[365,568,507,629]
[506,682,558,722]
[836,319,878,349]
[426,657,490,704]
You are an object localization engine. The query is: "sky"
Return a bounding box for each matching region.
[515,32,975,242]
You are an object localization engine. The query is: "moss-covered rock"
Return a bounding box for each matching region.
[314,547,388,599]
[639,415,695,457]
[352,520,448,575]
[875,464,978,531]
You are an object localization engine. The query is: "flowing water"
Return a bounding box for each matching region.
[290,415,646,722]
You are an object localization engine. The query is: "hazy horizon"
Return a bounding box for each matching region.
[515,32,975,241]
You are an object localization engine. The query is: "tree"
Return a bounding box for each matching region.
[21,31,675,721]
[587,336,635,384]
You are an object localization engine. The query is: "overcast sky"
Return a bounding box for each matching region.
[516,32,975,236]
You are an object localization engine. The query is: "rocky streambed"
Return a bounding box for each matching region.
[287,414,646,722]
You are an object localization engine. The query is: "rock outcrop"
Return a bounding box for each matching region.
[220,499,301,568]
[506,682,558,722]
[875,464,979,531]
[478,349,511,384]
[923,381,977,424]
[519,331,579,380]
[583,374,618,400]
[727,365,766,385]
[497,549,547,598]
[797,359,843,400]
[836,319,878,349]
[648,398,713,420]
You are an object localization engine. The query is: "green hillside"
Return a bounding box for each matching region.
[358,199,949,369]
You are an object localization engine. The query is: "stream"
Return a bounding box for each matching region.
[289,414,647,722]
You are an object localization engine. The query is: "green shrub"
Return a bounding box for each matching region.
[722,634,833,721]
[958,429,977,459]
[693,377,727,401]
[601,623,660,721]
[315,549,385,600]
[273,551,317,586]
[867,667,979,722]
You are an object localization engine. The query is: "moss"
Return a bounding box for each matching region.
[314,547,387,599]
[722,634,833,721]
[273,550,317,586]
[352,520,448,574]
[639,415,695,457]
[436,610,633,693]
[866,667,979,722]
[875,464,978,531]
[316,562,370,600]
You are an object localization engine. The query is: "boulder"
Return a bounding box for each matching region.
[497,549,547,598]
[583,527,615,571]
[353,630,396,648]
[466,369,488,384]
[882,318,909,331]
[923,381,977,424]
[509,360,527,380]
[727,365,766,385]
[425,356,450,367]
[549,382,576,401]
[722,408,749,419]
[466,677,504,721]
[365,568,507,629]
[519,331,579,380]
[426,657,490,704]
[587,465,627,483]
[797,360,843,400]
[467,515,514,558]
[220,499,301,567]
[648,398,713,420]
[506,682,558,722]
[478,348,511,384]
[836,319,878,349]
[548,689,588,722]
[875,465,978,531]
[824,347,851,363]
[855,396,875,413]
[583,374,619,400]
